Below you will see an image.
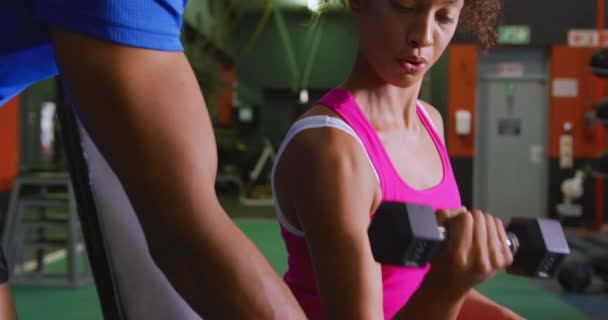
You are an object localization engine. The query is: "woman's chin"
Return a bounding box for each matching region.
[387,74,424,89]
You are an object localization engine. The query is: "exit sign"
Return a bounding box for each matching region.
[567,29,608,47]
[498,26,531,45]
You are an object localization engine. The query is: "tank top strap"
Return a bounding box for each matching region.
[415,103,452,175]
[317,88,394,197]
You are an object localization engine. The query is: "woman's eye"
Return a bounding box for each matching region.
[437,15,455,25]
[392,2,415,13]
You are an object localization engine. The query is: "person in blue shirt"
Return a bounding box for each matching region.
[0,1,306,318]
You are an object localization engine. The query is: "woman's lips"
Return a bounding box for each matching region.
[397,58,427,74]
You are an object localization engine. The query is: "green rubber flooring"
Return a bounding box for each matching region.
[10,218,592,319]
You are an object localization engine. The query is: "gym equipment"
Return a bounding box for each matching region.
[557,234,607,292]
[582,233,608,285]
[597,98,608,125]
[598,151,608,174]
[558,262,593,292]
[556,170,585,218]
[56,87,202,319]
[239,138,277,206]
[591,255,608,282]
[1,172,92,287]
[368,202,570,279]
[590,48,608,232]
[590,48,608,78]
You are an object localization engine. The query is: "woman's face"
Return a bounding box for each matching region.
[354,0,463,87]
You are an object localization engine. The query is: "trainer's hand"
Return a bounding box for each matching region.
[428,208,514,298]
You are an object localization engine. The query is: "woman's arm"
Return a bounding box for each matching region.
[274,125,384,319]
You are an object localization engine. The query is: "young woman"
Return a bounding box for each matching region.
[272,0,525,319]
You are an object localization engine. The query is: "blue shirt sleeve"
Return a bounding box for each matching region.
[0,45,58,106]
[35,0,188,51]
[0,0,188,107]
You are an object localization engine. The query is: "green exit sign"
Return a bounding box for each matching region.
[498,26,531,45]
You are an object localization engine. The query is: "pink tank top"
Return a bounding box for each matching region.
[274,88,462,319]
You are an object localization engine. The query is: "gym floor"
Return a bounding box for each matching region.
[9,196,608,320]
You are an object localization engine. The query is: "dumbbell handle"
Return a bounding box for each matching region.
[438,226,520,254]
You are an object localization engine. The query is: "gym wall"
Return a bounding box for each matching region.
[227,12,357,158]
[446,45,478,209]
[0,97,19,192]
[446,45,608,221]
[446,47,608,225]
[234,12,357,92]
[549,47,608,225]
[446,1,608,222]
[0,97,19,221]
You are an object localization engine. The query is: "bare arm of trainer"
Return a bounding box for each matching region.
[0,248,17,320]
[50,29,306,320]
[0,283,16,320]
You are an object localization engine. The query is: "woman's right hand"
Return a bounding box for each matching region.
[425,208,514,299]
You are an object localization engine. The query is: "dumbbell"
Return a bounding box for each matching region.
[558,262,593,292]
[592,255,608,283]
[368,202,571,279]
[557,235,608,292]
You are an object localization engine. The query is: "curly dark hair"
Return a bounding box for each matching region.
[459,0,502,50]
[320,0,502,51]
